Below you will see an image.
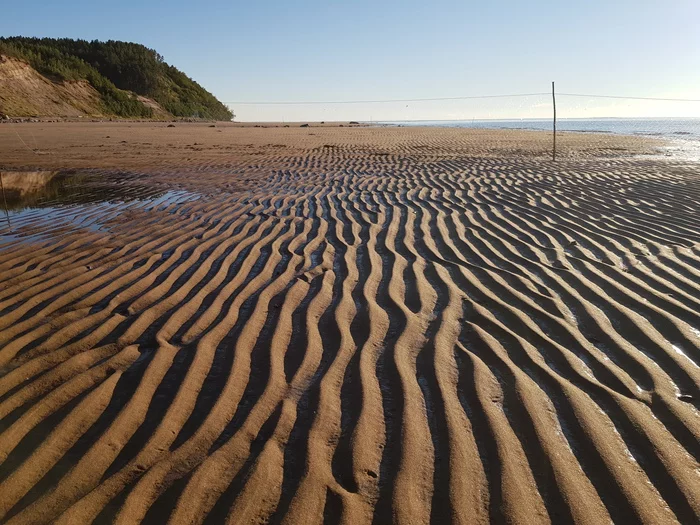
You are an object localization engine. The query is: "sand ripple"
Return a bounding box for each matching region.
[0,128,699,524]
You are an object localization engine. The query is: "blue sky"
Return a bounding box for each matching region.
[3,0,700,120]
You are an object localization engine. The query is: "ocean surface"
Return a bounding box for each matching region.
[381,118,700,160]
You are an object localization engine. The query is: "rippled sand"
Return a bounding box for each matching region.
[0,123,699,524]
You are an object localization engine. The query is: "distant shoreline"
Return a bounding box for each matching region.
[0,121,666,175]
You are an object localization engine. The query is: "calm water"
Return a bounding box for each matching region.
[382,118,700,160]
[0,170,197,243]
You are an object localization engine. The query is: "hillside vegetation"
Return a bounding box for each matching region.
[0,37,232,120]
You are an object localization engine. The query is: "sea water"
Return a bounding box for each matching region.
[382,118,700,160]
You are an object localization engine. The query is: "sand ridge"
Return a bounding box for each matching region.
[0,124,699,524]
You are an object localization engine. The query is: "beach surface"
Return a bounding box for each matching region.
[0,122,699,524]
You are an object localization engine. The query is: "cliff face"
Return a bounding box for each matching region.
[0,37,233,120]
[0,55,102,117]
[0,55,168,119]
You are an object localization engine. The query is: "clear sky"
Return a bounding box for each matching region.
[3,0,700,121]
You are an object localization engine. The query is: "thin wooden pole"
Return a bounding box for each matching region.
[0,171,11,230]
[552,81,557,161]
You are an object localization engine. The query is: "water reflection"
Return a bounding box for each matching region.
[1,170,186,210]
[0,170,197,243]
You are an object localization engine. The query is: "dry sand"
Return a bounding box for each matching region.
[0,122,699,524]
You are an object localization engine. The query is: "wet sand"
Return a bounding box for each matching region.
[0,122,699,524]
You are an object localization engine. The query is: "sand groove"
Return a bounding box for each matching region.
[0,126,699,524]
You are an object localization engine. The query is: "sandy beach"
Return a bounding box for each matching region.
[0,122,699,524]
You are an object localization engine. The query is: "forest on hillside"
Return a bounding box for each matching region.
[0,37,233,120]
